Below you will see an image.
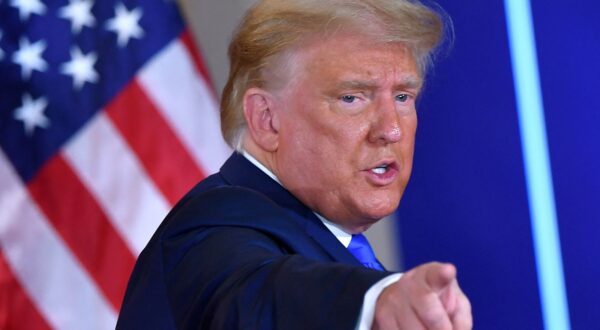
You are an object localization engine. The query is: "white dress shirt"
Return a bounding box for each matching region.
[241,151,402,329]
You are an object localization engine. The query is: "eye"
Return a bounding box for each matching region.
[340,95,357,103]
[396,94,409,102]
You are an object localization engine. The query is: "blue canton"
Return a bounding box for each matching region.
[0,0,185,183]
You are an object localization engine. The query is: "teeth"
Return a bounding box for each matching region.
[371,166,387,174]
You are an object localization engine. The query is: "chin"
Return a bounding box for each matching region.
[356,203,396,222]
[366,209,395,221]
[359,194,401,220]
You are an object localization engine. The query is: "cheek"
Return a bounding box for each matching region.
[288,112,366,160]
[338,121,371,144]
[278,122,333,181]
[318,118,371,167]
[400,116,417,157]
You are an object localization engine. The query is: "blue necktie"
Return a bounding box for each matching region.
[348,233,385,271]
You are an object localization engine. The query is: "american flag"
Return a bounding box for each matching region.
[0,0,230,328]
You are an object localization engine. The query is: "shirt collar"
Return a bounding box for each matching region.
[313,213,352,248]
[242,150,281,184]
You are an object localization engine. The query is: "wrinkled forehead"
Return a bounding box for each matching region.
[262,31,421,93]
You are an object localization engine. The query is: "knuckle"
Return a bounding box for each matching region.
[465,317,474,329]
[395,276,416,296]
[456,314,474,330]
[372,305,396,329]
[422,309,449,329]
[459,292,472,312]
[418,295,450,329]
[402,268,418,280]
[454,297,473,330]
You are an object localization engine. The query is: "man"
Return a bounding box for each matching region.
[118,0,472,329]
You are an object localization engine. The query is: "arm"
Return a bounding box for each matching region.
[161,186,471,330]
[164,226,388,329]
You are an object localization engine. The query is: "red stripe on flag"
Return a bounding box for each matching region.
[180,30,217,96]
[27,155,135,310]
[105,80,206,205]
[0,251,52,330]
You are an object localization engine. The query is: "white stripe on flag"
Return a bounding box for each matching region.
[64,112,171,255]
[138,38,231,175]
[0,150,117,330]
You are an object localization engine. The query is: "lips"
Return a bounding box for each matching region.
[371,165,389,174]
[364,160,399,186]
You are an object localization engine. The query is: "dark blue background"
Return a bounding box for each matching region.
[397,1,599,329]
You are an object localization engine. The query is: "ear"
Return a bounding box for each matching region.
[243,87,280,152]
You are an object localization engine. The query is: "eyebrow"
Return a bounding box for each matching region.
[334,76,423,92]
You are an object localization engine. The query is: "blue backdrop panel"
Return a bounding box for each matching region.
[399,0,600,329]
[397,1,543,329]
[532,1,600,329]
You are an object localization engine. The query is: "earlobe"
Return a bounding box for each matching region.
[243,88,280,152]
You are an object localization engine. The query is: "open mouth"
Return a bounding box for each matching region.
[371,164,389,174]
[364,161,399,185]
[368,161,398,175]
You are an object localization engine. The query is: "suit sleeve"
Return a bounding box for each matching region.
[163,226,388,330]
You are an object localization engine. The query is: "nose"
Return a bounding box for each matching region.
[368,98,402,144]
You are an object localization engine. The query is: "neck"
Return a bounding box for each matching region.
[242,137,279,178]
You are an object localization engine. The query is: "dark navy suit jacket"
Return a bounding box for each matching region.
[117,152,390,329]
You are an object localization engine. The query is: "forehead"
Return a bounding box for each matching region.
[291,32,421,88]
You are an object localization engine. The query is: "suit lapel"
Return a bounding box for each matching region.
[219,153,362,267]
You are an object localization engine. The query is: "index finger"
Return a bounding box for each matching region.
[425,262,456,292]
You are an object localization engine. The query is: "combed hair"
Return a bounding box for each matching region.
[221,0,449,149]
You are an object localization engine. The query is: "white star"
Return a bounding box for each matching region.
[105,3,144,47]
[13,94,50,136]
[12,37,48,80]
[59,0,96,34]
[9,0,47,21]
[60,47,99,90]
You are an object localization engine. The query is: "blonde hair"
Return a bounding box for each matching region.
[221,0,448,149]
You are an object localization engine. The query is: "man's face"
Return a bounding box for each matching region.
[271,33,421,233]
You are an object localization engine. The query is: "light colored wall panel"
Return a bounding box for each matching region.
[179,0,255,95]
